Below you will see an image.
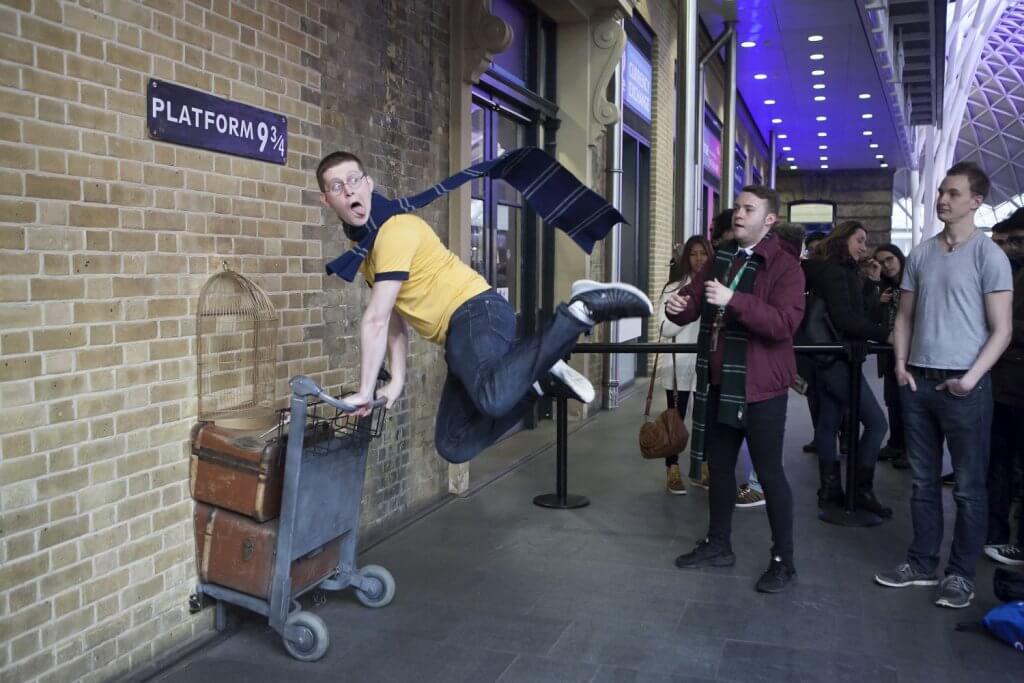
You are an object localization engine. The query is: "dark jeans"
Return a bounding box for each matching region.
[814,362,888,468]
[882,370,905,450]
[805,367,820,431]
[664,390,691,467]
[705,387,794,566]
[434,290,589,464]
[986,400,1024,546]
[901,371,993,580]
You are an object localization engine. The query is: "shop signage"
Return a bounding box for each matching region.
[622,42,652,122]
[147,79,288,165]
[703,124,721,177]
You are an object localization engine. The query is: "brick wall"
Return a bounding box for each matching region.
[0,1,349,681]
[314,0,452,540]
[776,168,895,246]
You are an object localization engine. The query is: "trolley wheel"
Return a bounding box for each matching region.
[282,611,329,662]
[355,564,395,608]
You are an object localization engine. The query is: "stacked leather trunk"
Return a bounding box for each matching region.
[190,422,340,599]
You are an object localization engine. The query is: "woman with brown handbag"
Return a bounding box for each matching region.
[655,236,713,494]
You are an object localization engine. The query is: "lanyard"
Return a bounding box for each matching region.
[716,255,751,316]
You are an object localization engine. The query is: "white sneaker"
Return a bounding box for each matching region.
[548,360,595,404]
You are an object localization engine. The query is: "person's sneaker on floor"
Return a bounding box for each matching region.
[874,562,940,588]
[666,464,687,496]
[545,359,595,403]
[801,441,816,453]
[735,484,766,508]
[935,574,974,609]
[689,463,710,490]
[941,472,955,486]
[891,452,910,470]
[674,539,735,569]
[755,556,797,593]
[878,446,902,461]
[568,279,653,324]
[985,544,1024,566]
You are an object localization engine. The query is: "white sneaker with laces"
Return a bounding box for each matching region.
[548,360,595,404]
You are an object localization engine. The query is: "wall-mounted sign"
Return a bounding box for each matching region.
[703,124,721,178]
[622,42,652,123]
[147,79,288,165]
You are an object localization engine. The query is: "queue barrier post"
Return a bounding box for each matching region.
[818,342,883,527]
[532,393,590,509]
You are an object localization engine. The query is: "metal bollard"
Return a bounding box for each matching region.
[533,395,589,509]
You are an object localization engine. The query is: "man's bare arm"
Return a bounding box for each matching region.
[358,280,403,397]
[893,289,916,391]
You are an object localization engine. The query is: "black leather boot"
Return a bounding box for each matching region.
[855,466,892,518]
[817,460,844,509]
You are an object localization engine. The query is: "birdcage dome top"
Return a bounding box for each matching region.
[198,268,276,320]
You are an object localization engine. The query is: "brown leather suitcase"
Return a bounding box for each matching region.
[190,423,286,522]
[193,502,341,599]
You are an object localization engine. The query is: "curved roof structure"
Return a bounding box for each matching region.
[955,2,1024,207]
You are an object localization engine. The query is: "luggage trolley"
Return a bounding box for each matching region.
[194,375,396,661]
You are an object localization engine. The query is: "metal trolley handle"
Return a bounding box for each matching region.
[288,375,387,413]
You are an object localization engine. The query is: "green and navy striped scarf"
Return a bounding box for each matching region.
[688,243,763,467]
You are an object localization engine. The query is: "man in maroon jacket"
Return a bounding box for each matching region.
[665,186,806,593]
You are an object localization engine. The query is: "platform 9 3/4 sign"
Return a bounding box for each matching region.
[147,79,288,165]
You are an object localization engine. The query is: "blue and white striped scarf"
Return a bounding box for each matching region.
[325,147,626,282]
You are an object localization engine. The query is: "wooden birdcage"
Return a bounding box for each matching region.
[196,267,279,430]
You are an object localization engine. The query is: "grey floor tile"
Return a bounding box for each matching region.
[548,620,722,679]
[444,613,572,655]
[592,666,717,683]
[717,640,899,683]
[495,655,599,683]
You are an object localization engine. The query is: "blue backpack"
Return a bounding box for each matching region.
[982,601,1024,653]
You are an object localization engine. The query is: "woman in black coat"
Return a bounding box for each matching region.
[872,244,907,468]
[804,221,892,518]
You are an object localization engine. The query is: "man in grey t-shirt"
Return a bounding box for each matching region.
[875,162,1013,609]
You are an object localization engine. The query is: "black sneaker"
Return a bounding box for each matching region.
[984,544,1024,566]
[674,539,736,569]
[891,453,910,470]
[569,279,653,323]
[935,574,974,609]
[941,472,955,486]
[755,556,797,593]
[878,446,902,461]
[801,441,816,453]
[874,562,939,588]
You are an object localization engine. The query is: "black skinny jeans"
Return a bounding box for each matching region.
[705,386,795,567]
[664,390,691,467]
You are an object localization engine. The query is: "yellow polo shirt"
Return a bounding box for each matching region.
[360,214,489,345]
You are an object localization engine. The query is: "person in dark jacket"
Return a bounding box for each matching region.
[804,221,892,518]
[666,185,805,593]
[873,244,908,467]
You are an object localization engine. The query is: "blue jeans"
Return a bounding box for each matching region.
[814,363,887,468]
[901,372,993,579]
[434,290,589,464]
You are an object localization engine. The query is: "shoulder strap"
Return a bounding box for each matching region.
[644,352,660,419]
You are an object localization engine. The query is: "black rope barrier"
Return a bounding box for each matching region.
[533,341,893,528]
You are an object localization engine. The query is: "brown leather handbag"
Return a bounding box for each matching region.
[639,352,689,459]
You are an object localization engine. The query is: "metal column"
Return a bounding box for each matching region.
[768,130,777,189]
[672,0,698,240]
[721,21,738,203]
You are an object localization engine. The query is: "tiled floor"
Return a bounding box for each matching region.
[151,381,1021,682]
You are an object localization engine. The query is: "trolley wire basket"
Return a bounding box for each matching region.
[275,395,387,457]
